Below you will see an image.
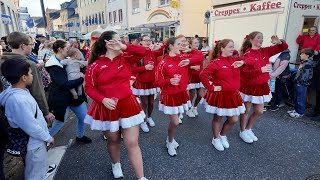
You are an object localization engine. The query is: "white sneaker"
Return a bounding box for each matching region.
[140,122,149,133]
[287,109,295,114]
[45,164,57,178]
[289,112,304,118]
[166,137,179,149]
[136,97,141,104]
[166,142,177,156]
[154,93,158,100]
[179,118,183,124]
[247,129,258,142]
[219,135,229,148]
[103,135,107,140]
[138,177,148,180]
[112,162,124,179]
[147,117,155,127]
[186,109,196,118]
[192,107,198,116]
[212,138,224,151]
[179,113,183,119]
[120,133,123,139]
[239,130,253,143]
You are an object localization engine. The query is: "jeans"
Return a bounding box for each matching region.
[270,78,287,107]
[24,143,48,180]
[0,144,5,180]
[49,102,87,138]
[294,83,308,115]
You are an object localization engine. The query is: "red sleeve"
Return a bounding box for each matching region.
[296,35,304,45]
[233,56,256,66]
[155,61,171,87]
[84,63,105,103]
[123,44,146,64]
[189,49,205,65]
[131,65,146,74]
[200,61,217,91]
[316,35,320,51]
[265,40,289,58]
[153,43,166,57]
[85,50,91,61]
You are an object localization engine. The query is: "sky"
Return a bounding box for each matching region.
[20,0,68,17]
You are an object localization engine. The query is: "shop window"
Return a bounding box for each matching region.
[113,11,117,23]
[109,12,112,24]
[301,17,318,34]
[99,13,102,24]
[159,0,171,6]
[102,12,105,24]
[146,0,151,10]
[132,0,140,14]
[118,9,123,22]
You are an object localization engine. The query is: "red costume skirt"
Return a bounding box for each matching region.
[159,91,191,115]
[202,90,245,116]
[84,94,145,132]
[240,83,272,104]
[187,74,204,90]
[132,81,158,96]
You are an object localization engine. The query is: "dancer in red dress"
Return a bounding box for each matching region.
[200,39,254,151]
[84,31,148,180]
[239,32,288,143]
[131,35,163,133]
[186,38,205,118]
[176,35,204,120]
[155,37,203,156]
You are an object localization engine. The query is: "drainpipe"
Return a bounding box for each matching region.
[283,0,292,40]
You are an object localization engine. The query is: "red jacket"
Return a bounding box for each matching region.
[84,44,146,102]
[185,49,204,76]
[200,56,255,91]
[296,34,320,51]
[131,48,163,83]
[155,52,204,95]
[240,41,288,85]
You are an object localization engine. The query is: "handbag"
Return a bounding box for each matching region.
[5,107,37,157]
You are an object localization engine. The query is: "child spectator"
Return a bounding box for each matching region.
[288,48,314,118]
[0,58,54,180]
[60,48,88,99]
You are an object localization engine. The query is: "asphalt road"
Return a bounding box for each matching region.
[53,101,320,180]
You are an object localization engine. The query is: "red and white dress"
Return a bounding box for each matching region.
[155,52,204,115]
[240,41,288,104]
[200,56,250,116]
[84,44,146,132]
[131,48,163,96]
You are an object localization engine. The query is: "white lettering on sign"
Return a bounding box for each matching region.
[213,1,283,17]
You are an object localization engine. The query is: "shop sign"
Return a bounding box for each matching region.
[213,1,283,17]
[292,1,320,11]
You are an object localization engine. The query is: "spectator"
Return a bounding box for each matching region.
[4,32,55,122]
[0,80,8,180]
[33,34,45,55]
[267,49,291,111]
[0,58,54,180]
[81,41,90,57]
[84,31,101,61]
[45,40,92,143]
[288,48,314,118]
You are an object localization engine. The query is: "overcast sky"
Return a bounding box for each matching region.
[20,0,68,17]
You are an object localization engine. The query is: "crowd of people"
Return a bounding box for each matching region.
[0,25,319,180]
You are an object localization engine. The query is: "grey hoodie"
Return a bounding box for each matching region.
[0,86,53,151]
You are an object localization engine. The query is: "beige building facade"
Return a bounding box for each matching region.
[0,0,21,37]
[77,0,107,34]
[127,0,211,40]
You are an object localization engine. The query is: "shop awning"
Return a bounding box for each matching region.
[135,21,179,28]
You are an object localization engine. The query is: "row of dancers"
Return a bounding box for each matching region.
[83,31,288,179]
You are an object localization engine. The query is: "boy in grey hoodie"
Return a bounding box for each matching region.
[0,59,54,180]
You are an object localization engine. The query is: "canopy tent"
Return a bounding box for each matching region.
[83,26,105,39]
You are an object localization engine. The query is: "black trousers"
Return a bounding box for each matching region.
[0,143,5,180]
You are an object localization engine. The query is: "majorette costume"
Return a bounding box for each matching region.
[200,56,255,116]
[155,51,204,115]
[240,41,288,104]
[131,47,163,96]
[84,44,147,132]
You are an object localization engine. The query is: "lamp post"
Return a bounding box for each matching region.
[40,0,48,39]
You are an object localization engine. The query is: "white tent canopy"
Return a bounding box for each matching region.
[83,26,105,39]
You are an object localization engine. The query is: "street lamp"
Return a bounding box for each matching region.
[40,0,48,39]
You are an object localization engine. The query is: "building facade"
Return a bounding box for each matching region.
[106,0,128,31]
[0,0,21,37]
[77,0,107,34]
[127,0,211,40]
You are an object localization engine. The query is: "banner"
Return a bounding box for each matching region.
[18,7,28,13]
[1,14,12,25]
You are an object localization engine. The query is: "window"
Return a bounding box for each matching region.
[118,9,123,22]
[113,11,117,23]
[109,12,112,24]
[159,0,171,6]
[132,0,140,14]
[102,12,105,24]
[95,14,98,24]
[99,13,102,24]
[146,0,151,10]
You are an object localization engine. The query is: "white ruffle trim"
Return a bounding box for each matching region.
[240,92,272,104]
[202,99,245,116]
[84,111,146,132]
[132,87,158,96]
[187,83,204,90]
[159,101,191,115]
